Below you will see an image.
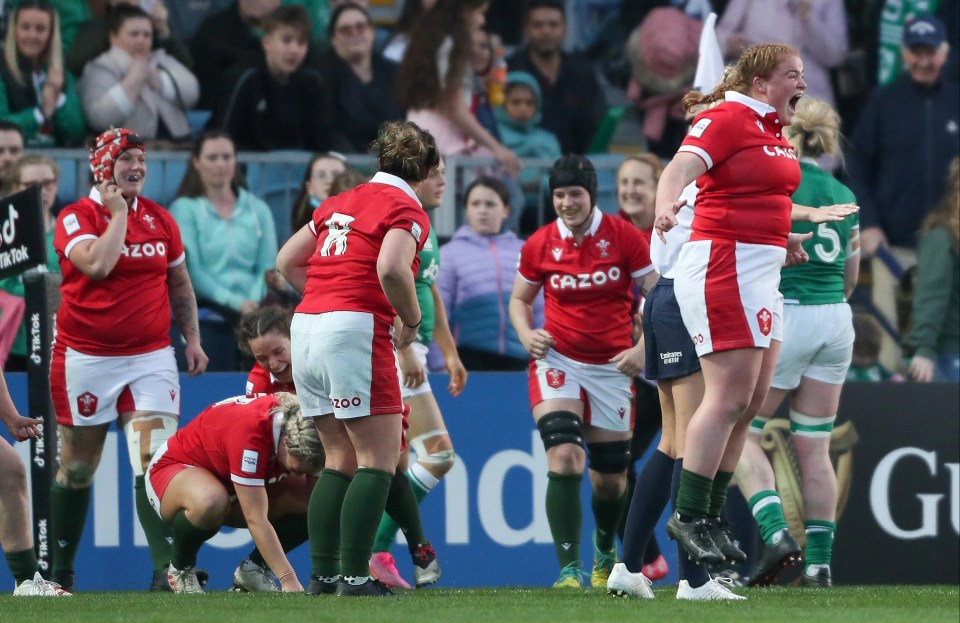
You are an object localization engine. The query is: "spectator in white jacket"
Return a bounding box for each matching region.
[78,4,198,142]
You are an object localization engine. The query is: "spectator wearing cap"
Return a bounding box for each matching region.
[847,13,959,366]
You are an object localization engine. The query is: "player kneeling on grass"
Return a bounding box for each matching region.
[145,393,323,593]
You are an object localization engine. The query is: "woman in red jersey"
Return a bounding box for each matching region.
[652,44,856,601]
[146,393,323,593]
[277,119,439,597]
[48,127,207,592]
[510,155,659,589]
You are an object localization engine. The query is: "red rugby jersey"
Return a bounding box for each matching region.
[678,92,802,247]
[518,210,653,364]
[53,190,185,356]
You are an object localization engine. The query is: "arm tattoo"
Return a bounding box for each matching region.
[167,264,201,339]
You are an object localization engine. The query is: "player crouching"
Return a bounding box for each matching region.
[145,393,323,593]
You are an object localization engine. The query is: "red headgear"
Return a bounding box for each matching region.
[89,128,145,184]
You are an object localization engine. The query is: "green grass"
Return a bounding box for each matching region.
[1,586,957,623]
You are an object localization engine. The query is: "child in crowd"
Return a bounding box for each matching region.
[494,71,562,221]
[847,313,904,382]
[435,176,543,371]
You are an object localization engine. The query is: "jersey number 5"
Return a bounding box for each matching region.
[813,222,841,263]
[319,212,356,257]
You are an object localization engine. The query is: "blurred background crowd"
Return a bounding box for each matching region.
[0,0,957,382]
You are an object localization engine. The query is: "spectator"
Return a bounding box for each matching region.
[77,4,199,144]
[846,312,903,382]
[47,0,92,52]
[396,0,521,176]
[169,130,278,371]
[506,0,608,155]
[616,152,662,236]
[316,3,405,153]
[0,121,24,194]
[624,6,702,160]
[847,14,959,367]
[289,152,348,233]
[165,0,233,44]
[382,0,436,63]
[66,0,192,78]
[191,0,280,110]
[437,175,543,371]
[494,70,561,220]
[849,14,959,256]
[212,5,344,152]
[716,0,848,108]
[903,156,960,382]
[0,154,62,372]
[0,1,84,147]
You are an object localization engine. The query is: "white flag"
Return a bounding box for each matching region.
[693,13,725,93]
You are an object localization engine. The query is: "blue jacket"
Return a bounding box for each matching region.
[494,71,562,206]
[436,225,544,363]
[847,77,960,247]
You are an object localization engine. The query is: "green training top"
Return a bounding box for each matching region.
[413,229,440,346]
[780,161,859,305]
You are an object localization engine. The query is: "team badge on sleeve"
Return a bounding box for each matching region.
[241,449,259,473]
[63,213,80,235]
[689,118,712,138]
[411,222,423,244]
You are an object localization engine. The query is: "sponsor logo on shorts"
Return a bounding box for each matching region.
[241,449,259,473]
[545,368,566,389]
[618,407,626,419]
[169,389,176,401]
[660,351,682,365]
[757,308,772,336]
[77,391,98,417]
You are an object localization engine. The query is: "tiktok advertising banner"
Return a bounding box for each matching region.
[0,186,45,280]
[2,374,958,589]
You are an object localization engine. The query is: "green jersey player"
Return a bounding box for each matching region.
[737,98,860,589]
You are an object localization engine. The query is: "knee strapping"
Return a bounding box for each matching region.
[586,440,631,474]
[409,430,455,466]
[537,411,583,450]
[124,415,178,476]
[789,410,835,438]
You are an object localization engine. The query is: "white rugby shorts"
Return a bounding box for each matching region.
[291,311,403,419]
[771,303,854,389]
[51,344,180,426]
[528,350,634,433]
[674,239,784,357]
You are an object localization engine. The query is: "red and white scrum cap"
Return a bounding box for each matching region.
[89,128,145,184]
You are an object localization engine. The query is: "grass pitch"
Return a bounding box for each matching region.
[1,585,956,623]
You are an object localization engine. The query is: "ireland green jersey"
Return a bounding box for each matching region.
[413,229,440,345]
[780,161,859,305]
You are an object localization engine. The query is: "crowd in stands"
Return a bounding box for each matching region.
[0,0,957,381]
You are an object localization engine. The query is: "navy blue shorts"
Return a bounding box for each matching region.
[642,278,702,380]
